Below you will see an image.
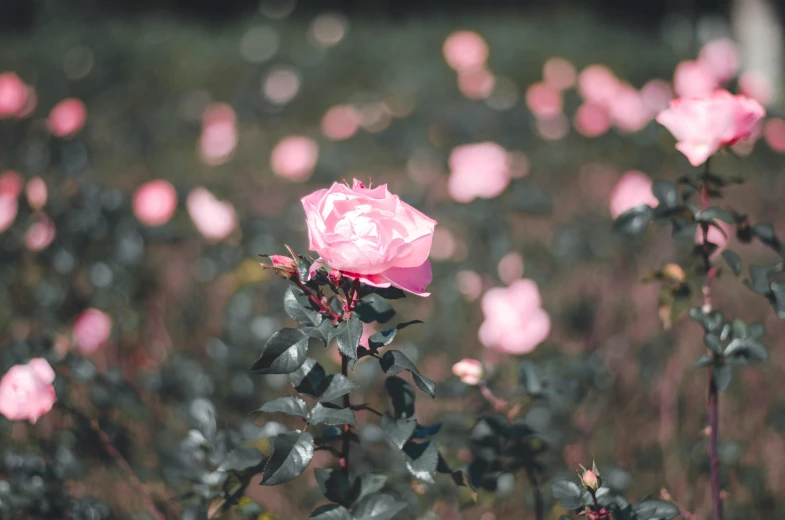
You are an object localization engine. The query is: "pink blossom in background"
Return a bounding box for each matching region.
[609,171,658,219]
[497,252,524,285]
[48,98,86,138]
[536,114,569,141]
[447,142,510,202]
[478,279,551,355]
[430,227,457,261]
[739,71,774,106]
[456,270,483,302]
[578,65,620,107]
[764,118,785,152]
[270,136,319,182]
[0,193,17,233]
[640,79,673,114]
[695,220,730,255]
[574,103,611,137]
[608,84,650,132]
[199,103,238,166]
[187,187,238,242]
[25,213,55,251]
[698,38,739,83]
[321,105,361,140]
[525,82,563,119]
[16,87,37,118]
[442,30,489,72]
[0,170,23,197]
[673,60,717,98]
[0,72,29,118]
[543,57,577,91]
[452,358,483,385]
[656,89,765,166]
[263,68,301,104]
[73,308,112,354]
[133,180,178,227]
[0,358,56,423]
[25,177,47,210]
[457,68,495,100]
[301,179,437,296]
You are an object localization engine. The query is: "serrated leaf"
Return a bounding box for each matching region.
[713,365,732,392]
[353,493,407,520]
[379,350,436,397]
[722,249,742,275]
[355,294,396,324]
[368,320,423,351]
[314,468,357,507]
[284,285,323,327]
[633,499,680,520]
[402,441,439,484]
[335,315,363,360]
[613,205,653,237]
[552,478,583,509]
[385,376,415,419]
[258,396,310,418]
[309,404,356,426]
[290,359,357,402]
[218,445,265,472]
[309,504,351,520]
[381,414,416,449]
[251,328,310,375]
[261,431,314,486]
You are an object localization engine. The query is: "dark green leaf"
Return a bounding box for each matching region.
[770,281,785,319]
[696,207,734,224]
[353,493,407,520]
[552,478,583,510]
[314,469,357,507]
[731,319,747,340]
[295,255,313,283]
[652,180,678,207]
[251,328,310,375]
[320,375,358,402]
[632,499,680,520]
[258,396,310,419]
[290,359,357,401]
[749,265,775,295]
[381,414,416,449]
[335,315,363,360]
[353,474,388,505]
[385,376,415,419]
[368,320,423,351]
[613,205,653,237]
[753,222,780,249]
[309,404,356,426]
[218,445,265,472]
[402,441,439,484]
[284,285,323,327]
[379,350,436,397]
[261,431,314,486]
[309,504,351,520]
[695,354,713,368]
[689,307,724,333]
[703,333,723,355]
[724,338,769,362]
[713,365,732,392]
[355,294,396,324]
[413,422,442,439]
[671,218,697,239]
[722,249,742,276]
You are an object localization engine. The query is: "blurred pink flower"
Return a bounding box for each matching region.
[199,103,237,166]
[187,187,238,242]
[656,89,765,166]
[457,68,495,100]
[442,31,489,72]
[447,142,510,202]
[430,227,457,261]
[48,98,86,138]
[640,79,673,114]
[73,308,112,354]
[497,252,524,285]
[0,193,17,233]
[673,60,717,98]
[536,114,569,141]
[578,65,620,107]
[698,38,739,84]
[25,177,47,210]
[695,220,730,255]
[764,118,785,152]
[0,358,56,423]
[452,358,483,385]
[321,105,361,141]
[543,57,577,90]
[478,279,551,355]
[609,84,650,132]
[574,103,611,137]
[0,72,29,118]
[609,171,658,219]
[739,71,774,106]
[270,136,319,182]
[263,68,301,105]
[25,213,55,251]
[456,270,482,302]
[133,179,178,227]
[525,82,563,119]
[0,170,23,197]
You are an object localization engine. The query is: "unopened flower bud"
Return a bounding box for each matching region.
[263,255,298,279]
[328,269,343,286]
[452,358,484,386]
[581,469,600,492]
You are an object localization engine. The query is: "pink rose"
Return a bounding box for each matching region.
[447,142,510,202]
[186,187,238,242]
[577,65,620,107]
[133,180,178,227]
[301,179,436,296]
[609,171,659,219]
[48,98,87,138]
[73,308,112,354]
[442,31,489,72]
[478,279,551,355]
[0,358,56,423]
[452,358,484,385]
[656,90,765,166]
[573,103,610,137]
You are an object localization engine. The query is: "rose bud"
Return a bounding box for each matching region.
[452,358,484,386]
[264,255,298,279]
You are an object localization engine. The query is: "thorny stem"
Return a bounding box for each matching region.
[351,403,384,417]
[524,466,544,520]
[295,278,341,322]
[340,353,351,473]
[700,159,723,520]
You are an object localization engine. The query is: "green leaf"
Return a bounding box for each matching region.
[309,404,356,426]
[552,478,583,510]
[696,207,734,224]
[381,413,416,449]
[368,320,423,351]
[251,328,310,375]
[748,322,766,339]
[385,376,415,419]
[261,431,314,486]
[218,445,265,472]
[353,474,388,505]
[335,315,363,360]
[355,294,396,324]
[402,441,439,484]
[314,468,358,507]
[703,333,723,355]
[713,365,732,392]
[731,319,747,340]
[769,281,785,319]
[749,264,776,294]
[258,396,310,419]
[284,285,323,327]
[309,504,351,520]
[652,180,678,207]
[689,307,724,333]
[695,354,713,368]
[613,205,653,237]
[724,338,769,362]
[632,499,680,520]
[290,358,357,401]
[353,493,407,520]
[752,222,780,250]
[518,360,543,396]
[379,350,436,397]
[722,249,742,276]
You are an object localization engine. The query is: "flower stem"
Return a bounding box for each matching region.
[340,353,351,473]
[524,466,544,520]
